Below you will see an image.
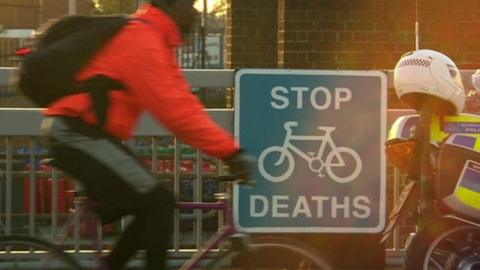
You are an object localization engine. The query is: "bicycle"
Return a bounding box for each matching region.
[258,121,362,183]
[0,160,334,270]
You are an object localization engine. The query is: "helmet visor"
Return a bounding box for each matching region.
[448,64,464,90]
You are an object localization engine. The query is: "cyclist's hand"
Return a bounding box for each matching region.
[224,149,256,186]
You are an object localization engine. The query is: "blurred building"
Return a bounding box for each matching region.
[225,0,480,109]
[1,0,93,29]
[7,0,478,110]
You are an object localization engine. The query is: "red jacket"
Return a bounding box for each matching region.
[44,4,238,159]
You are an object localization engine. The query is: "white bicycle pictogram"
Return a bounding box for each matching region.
[258,121,362,183]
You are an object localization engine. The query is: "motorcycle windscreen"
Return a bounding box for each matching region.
[439,134,480,219]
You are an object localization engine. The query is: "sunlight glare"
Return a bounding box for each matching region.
[194,0,219,12]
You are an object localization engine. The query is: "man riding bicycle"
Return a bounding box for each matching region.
[41,0,254,269]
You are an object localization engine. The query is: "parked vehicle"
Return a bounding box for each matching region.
[382,113,480,270]
[382,50,480,270]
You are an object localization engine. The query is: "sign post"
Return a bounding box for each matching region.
[234,69,387,233]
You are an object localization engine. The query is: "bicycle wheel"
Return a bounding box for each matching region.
[208,236,334,270]
[0,235,83,270]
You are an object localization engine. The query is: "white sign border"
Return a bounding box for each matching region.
[233,68,387,233]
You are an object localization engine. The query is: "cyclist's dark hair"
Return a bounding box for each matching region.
[151,0,176,7]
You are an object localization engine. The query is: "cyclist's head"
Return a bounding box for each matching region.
[151,0,177,6]
[393,49,466,115]
[150,0,198,35]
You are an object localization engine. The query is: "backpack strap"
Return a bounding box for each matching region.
[69,19,149,128]
[73,75,126,127]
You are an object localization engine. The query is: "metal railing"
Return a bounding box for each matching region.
[0,67,477,266]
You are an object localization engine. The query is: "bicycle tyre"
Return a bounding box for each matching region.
[0,234,83,270]
[207,236,334,270]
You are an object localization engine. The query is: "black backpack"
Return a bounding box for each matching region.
[17,15,137,125]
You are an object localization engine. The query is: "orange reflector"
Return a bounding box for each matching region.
[386,140,416,171]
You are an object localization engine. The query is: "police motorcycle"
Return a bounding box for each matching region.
[381,49,480,270]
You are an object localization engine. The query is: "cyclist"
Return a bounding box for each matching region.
[41,0,254,269]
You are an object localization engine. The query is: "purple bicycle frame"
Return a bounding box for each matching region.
[54,194,239,270]
[176,197,239,270]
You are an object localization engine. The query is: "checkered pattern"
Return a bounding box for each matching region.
[397,58,432,68]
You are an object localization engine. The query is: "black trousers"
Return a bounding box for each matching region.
[42,117,175,270]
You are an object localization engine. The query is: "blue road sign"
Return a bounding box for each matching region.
[234,69,387,233]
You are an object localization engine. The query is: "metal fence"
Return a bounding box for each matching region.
[0,67,477,265]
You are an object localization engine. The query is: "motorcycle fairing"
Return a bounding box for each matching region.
[440,134,480,220]
[388,113,480,143]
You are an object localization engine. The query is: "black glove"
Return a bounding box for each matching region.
[224,149,256,186]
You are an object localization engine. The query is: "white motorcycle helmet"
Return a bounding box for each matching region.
[394,49,466,115]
